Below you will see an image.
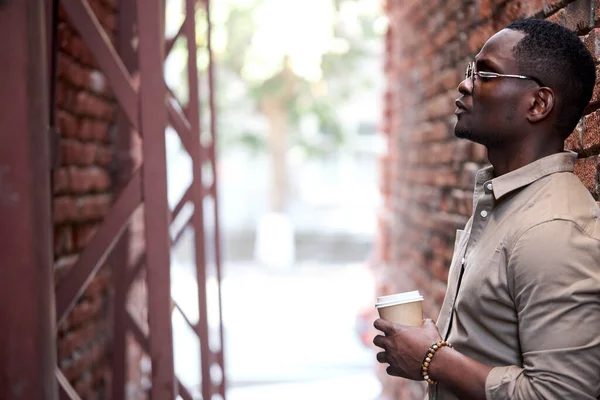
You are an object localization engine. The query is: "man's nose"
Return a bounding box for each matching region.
[457,77,473,95]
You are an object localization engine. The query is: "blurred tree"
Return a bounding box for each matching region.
[208,0,383,212]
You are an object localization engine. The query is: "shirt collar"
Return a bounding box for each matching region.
[476,151,577,201]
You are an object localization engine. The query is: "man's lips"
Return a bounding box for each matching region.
[455,99,469,115]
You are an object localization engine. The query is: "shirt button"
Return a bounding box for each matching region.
[486,183,493,191]
[480,210,488,218]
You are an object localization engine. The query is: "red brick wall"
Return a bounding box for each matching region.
[375,0,600,398]
[53,1,118,398]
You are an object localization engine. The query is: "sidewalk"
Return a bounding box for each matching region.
[223,261,381,400]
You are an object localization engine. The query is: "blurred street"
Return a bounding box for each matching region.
[170,259,381,399]
[223,261,381,400]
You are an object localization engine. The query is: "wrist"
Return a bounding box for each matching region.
[421,340,454,384]
[427,345,452,381]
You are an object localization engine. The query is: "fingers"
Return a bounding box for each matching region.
[373,334,387,349]
[386,366,403,377]
[373,318,394,333]
[376,351,387,364]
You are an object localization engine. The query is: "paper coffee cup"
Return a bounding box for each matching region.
[376,290,424,326]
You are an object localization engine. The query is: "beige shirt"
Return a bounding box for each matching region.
[430,151,600,400]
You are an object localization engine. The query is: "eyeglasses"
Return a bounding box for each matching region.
[465,62,543,87]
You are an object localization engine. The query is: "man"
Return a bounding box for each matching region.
[373,18,600,400]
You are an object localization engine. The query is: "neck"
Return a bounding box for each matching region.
[486,137,564,177]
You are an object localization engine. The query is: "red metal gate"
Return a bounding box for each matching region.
[0,0,225,399]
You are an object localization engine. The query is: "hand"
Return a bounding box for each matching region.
[373,318,442,380]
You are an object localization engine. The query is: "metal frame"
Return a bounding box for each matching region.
[48,0,225,398]
[0,1,58,399]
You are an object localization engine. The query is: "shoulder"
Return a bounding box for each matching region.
[510,172,600,242]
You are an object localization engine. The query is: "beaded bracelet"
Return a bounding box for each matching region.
[421,340,453,385]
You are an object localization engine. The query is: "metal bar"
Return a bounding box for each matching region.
[165,14,188,56]
[185,0,214,398]
[166,93,194,154]
[136,0,176,398]
[55,169,142,326]
[172,300,198,333]
[172,213,193,247]
[112,2,139,398]
[0,2,57,399]
[172,185,192,221]
[125,254,145,290]
[177,381,194,400]
[61,0,138,130]
[124,180,191,288]
[111,241,130,400]
[126,311,149,350]
[56,369,82,400]
[206,0,227,395]
[47,0,59,129]
[125,313,194,400]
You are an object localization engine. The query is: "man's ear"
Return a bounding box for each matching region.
[527,87,554,123]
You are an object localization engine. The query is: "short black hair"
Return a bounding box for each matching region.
[506,18,596,138]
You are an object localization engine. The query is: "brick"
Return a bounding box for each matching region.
[60,139,97,166]
[60,139,80,165]
[69,297,103,327]
[74,224,98,249]
[525,0,544,16]
[565,129,582,152]
[53,168,71,194]
[478,0,493,20]
[543,0,569,14]
[468,24,497,54]
[81,143,98,165]
[67,61,87,89]
[77,195,112,221]
[83,273,109,300]
[58,323,97,359]
[493,0,526,30]
[75,92,91,115]
[583,108,600,150]
[78,43,96,69]
[54,226,74,256]
[564,0,593,33]
[78,119,95,141]
[56,82,76,110]
[88,70,107,96]
[574,155,599,193]
[93,120,111,142]
[94,146,113,167]
[69,167,111,193]
[471,142,488,162]
[57,55,72,81]
[546,8,566,25]
[590,65,600,105]
[69,35,85,62]
[54,196,78,224]
[54,255,78,285]
[57,111,78,140]
[57,22,71,52]
[452,139,473,162]
[583,28,600,63]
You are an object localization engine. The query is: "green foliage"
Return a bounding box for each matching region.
[209,0,383,157]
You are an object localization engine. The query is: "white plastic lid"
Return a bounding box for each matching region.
[376,290,423,308]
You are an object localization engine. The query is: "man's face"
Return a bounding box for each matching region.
[454,29,534,147]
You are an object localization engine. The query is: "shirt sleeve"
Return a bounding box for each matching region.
[485,219,600,400]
